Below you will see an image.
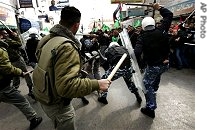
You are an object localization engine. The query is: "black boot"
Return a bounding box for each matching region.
[98,96,108,104]
[28,91,36,100]
[30,117,42,130]
[134,92,142,104]
[81,97,89,105]
[141,107,155,118]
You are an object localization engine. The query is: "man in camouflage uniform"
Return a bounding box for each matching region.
[0,39,42,130]
[0,30,34,99]
[98,42,142,105]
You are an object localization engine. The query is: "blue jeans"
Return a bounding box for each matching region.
[175,47,189,68]
[143,64,169,110]
[0,85,37,120]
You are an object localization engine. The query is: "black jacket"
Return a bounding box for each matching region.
[105,45,131,68]
[134,7,173,66]
[26,37,39,63]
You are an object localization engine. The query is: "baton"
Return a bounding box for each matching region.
[24,70,34,75]
[0,20,13,33]
[97,50,107,61]
[84,54,100,64]
[125,3,163,7]
[107,53,127,81]
[183,10,195,23]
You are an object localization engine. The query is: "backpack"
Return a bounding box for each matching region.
[32,36,76,105]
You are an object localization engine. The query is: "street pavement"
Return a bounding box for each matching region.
[0,67,195,130]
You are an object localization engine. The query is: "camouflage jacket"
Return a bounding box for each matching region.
[35,24,99,99]
[4,36,22,62]
[0,41,22,88]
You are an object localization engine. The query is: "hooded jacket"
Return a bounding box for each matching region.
[36,24,99,98]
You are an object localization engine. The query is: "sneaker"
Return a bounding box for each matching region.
[81,97,89,105]
[30,117,42,130]
[28,91,36,100]
[141,107,155,118]
[98,97,108,104]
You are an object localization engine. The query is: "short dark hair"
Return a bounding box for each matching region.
[60,6,81,28]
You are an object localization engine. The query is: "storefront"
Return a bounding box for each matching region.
[0,0,18,30]
[165,0,194,17]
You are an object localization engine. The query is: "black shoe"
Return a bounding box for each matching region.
[98,97,108,104]
[177,66,183,70]
[134,92,142,104]
[141,107,155,118]
[28,91,36,100]
[81,97,89,105]
[30,117,42,130]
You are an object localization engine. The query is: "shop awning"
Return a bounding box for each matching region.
[166,0,195,16]
[0,24,17,29]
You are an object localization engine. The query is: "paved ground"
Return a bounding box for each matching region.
[0,67,195,130]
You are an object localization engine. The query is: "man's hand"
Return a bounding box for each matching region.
[11,32,18,37]
[98,79,111,92]
[153,3,161,10]
[163,59,169,64]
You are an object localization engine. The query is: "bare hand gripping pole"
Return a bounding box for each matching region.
[107,53,127,81]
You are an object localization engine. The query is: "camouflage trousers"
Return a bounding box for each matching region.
[100,66,138,98]
[143,64,169,110]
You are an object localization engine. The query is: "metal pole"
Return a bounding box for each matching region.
[15,5,25,45]
[0,20,13,33]
[152,0,156,18]
[183,10,195,23]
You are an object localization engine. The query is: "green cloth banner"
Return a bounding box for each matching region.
[114,20,120,29]
[102,24,110,32]
[0,25,17,29]
[133,19,141,28]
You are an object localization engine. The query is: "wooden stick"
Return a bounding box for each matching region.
[24,70,34,75]
[107,53,127,81]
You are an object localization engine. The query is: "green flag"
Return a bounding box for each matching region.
[114,20,120,29]
[133,19,141,28]
[43,27,49,32]
[102,24,110,32]
[92,27,98,32]
[112,36,119,42]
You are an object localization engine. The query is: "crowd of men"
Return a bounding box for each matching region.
[0,3,194,130]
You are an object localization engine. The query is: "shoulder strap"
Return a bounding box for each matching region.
[37,36,74,69]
